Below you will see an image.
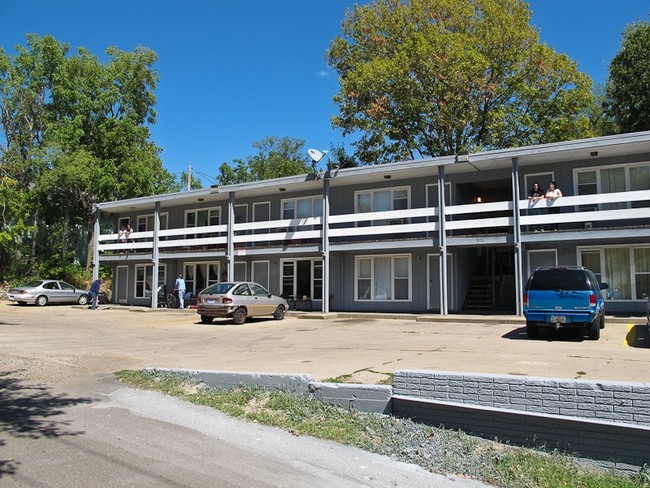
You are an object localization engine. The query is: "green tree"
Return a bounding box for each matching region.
[327,0,593,163]
[0,35,174,276]
[217,136,312,185]
[585,83,617,137]
[606,20,650,133]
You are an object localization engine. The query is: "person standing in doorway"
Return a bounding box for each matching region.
[89,278,101,310]
[175,274,186,309]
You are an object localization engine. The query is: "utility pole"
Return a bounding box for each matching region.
[187,165,192,191]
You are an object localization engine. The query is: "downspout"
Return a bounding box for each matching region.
[438,166,448,315]
[512,157,524,316]
[151,201,160,308]
[322,176,330,313]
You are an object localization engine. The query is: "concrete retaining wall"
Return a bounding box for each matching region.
[392,370,650,426]
[151,368,650,472]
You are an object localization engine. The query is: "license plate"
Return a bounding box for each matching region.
[550,315,566,323]
[206,299,216,304]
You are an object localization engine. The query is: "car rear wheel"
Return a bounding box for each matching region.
[526,321,539,338]
[273,305,286,320]
[200,315,213,324]
[232,307,247,325]
[35,295,48,307]
[588,319,601,340]
[600,314,606,329]
[78,295,89,305]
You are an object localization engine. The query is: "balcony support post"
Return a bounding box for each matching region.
[438,166,448,315]
[151,201,160,308]
[322,177,331,313]
[227,192,235,282]
[92,205,100,282]
[512,157,524,316]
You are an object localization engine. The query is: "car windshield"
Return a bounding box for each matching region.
[201,283,236,295]
[528,269,590,291]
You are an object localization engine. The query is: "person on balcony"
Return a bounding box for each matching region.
[527,182,545,232]
[545,181,563,231]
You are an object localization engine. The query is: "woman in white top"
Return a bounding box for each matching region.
[545,181,563,230]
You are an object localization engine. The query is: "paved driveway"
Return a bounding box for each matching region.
[0,301,647,384]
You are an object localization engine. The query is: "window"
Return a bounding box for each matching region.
[355,255,411,301]
[185,207,220,238]
[575,163,650,210]
[281,259,323,300]
[183,262,220,296]
[137,213,168,232]
[578,246,650,300]
[355,187,410,226]
[135,264,166,299]
[282,197,322,219]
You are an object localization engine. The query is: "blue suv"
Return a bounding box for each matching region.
[523,266,608,340]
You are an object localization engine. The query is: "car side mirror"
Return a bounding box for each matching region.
[600,283,609,290]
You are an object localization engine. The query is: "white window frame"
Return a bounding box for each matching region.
[425,182,452,208]
[281,196,322,219]
[137,212,169,232]
[577,245,650,301]
[134,264,167,299]
[280,258,323,300]
[526,249,558,277]
[182,262,220,296]
[573,161,650,210]
[354,186,411,226]
[355,254,412,302]
[185,207,221,228]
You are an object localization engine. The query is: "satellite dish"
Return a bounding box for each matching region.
[308,148,324,162]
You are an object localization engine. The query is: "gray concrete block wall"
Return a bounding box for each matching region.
[393,370,650,426]
[391,396,650,473]
[153,368,317,393]
[308,382,393,414]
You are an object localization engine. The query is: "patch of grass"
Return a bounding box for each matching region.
[115,369,649,488]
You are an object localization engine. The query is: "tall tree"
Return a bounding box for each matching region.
[216,136,312,185]
[327,0,593,163]
[606,21,650,133]
[0,35,173,276]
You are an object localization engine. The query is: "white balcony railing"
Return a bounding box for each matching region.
[96,190,650,254]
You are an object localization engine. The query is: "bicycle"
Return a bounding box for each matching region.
[166,291,180,309]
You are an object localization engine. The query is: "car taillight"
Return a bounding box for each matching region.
[523,292,528,307]
[222,297,232,304]
[589,293,597,306]
[19,290,27,294]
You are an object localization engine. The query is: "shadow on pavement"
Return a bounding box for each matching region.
[502,326,586,342]
[0,370,95,478]
[625,324,650,348]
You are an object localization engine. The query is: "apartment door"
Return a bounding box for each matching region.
[252,261,270,290]
[427,253,454,311]
[116,265,128,304]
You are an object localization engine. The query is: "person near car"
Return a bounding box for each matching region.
[527,181,544,232]
[545,181,563,231]
[175,275,186,309]
[89,278,101,310]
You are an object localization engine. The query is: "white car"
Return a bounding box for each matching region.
[197,282,288,325]
[8,279,91,306]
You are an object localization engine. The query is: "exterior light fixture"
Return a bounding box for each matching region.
[590,151,599,157]
[384,174,392,180]
[279,187,286,192]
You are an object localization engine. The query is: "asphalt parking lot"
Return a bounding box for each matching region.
[0,301,648,384]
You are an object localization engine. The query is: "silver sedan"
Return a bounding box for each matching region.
[197,282,288,325]
[8,279,91,306]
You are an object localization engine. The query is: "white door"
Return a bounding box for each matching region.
[252,261,270,290]
[116,266,128,304]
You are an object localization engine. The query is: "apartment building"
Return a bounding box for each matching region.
[92,131,650,315]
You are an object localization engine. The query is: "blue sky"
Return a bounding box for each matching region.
[2,0,648,187]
